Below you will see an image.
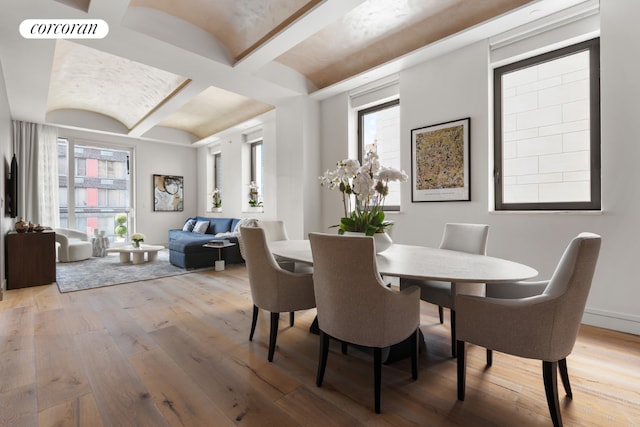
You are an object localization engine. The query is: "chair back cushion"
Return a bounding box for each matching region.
[440,223,489,254]
[309,232,420,348]
[240,226,283,310]
[544,232,601,357]
[257,220,289,242]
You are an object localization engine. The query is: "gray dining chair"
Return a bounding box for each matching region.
[257,219,312,275]
[399,223,489,357]
[456,232,601,427]
[309,232,421,413]
[240,226,316,362]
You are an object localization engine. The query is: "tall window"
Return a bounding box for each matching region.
[214,152,222,190]
[358,99,401,210]
[494,38,600,210]
[58,138,132,240]
[250,140,264,203]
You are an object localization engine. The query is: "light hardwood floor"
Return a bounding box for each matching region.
[1,265,639,426]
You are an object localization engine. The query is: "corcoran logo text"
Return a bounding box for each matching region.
[20,19,109,39]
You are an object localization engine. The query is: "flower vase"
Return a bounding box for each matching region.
[211,207,222,213]
[133,241,141,248]
[343,231,393,253]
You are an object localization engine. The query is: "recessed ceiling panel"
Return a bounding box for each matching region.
[157,86,275,139]
[275,0,533,89]
[128,0,319,60]
[47,40,190,129]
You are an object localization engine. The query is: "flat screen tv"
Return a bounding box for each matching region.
[6,154,17,218]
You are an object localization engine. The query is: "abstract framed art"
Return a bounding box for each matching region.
[411,117,470,202]
[153,174,184,211]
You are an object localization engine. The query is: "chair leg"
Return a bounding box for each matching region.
[486,349,493,366]
[558,358,573,399]
[457,340,466,401]
[289,311,294,327]
[267,312,279,362]
[438,306,444,324]
[316,330,330,387]
[543,360,563,427]
[450,309,457,358]
[249,305,259,341]
[374,347,382,414]
[411,328,419,380]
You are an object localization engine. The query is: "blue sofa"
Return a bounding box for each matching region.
[168,217,244,269]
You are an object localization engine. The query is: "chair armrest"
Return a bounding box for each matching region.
[455,294,563,360]
[485,280,549,299]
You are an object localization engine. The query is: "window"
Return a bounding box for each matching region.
[213,152,222,190]
[494,38,600,210]
[58,138,132,240]
[358,99,401,210]
[250,140,264,202]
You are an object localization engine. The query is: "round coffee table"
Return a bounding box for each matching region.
[106,244,165,264]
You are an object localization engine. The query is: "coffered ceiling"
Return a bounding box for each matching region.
[0,0,592,146]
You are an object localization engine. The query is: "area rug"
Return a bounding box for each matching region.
[56,249,209,293]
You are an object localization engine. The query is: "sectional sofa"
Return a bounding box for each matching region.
[168,216,250,269]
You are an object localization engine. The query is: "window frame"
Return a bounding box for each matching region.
[493,37,601,211]
[357,98,401,211]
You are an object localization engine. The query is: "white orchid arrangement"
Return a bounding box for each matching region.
[319,151,408,235]
[248,181,262,207]
[211,188,222,208]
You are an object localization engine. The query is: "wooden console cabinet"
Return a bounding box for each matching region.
[6,231,56,289]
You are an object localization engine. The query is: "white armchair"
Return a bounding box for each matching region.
[54,228,93,262]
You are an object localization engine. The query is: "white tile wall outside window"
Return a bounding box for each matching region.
[501,50,591,204]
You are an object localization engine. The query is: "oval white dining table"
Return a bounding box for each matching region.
[269,239,539,363]
[269,240,538,284]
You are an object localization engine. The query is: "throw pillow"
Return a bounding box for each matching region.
[182,218,196,232]
[193,220,210,234]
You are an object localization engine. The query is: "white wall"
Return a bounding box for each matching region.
[318,1,640,335]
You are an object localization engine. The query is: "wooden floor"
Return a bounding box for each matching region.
[1,265,639,426]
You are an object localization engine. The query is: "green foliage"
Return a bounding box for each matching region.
[337,206,393,236]
[115,213,127,225]
[115,225,127,237]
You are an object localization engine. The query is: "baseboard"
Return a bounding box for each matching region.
[583,308,640,336]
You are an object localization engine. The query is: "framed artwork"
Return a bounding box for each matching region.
[411,117,470,202]
[153,174,184,211]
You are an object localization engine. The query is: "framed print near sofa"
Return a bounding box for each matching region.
[411,117,470,202]
[153,174,184,211]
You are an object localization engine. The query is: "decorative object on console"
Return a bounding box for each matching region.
[319,151,407,252]
[15,217,28,233]
[131,232,145,248]
[411,117,470,202]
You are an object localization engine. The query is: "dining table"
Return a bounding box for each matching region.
[269,240,539,284]
[269,239,539,362]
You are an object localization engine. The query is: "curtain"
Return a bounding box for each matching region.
[12,121,59,228]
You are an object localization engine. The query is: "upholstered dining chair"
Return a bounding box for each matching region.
[258,218,313,280]
[309,232,421,414]
[54,228,93,262]
[456,232,601,427]
[399,223,489,357]
[240,226,316,362]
